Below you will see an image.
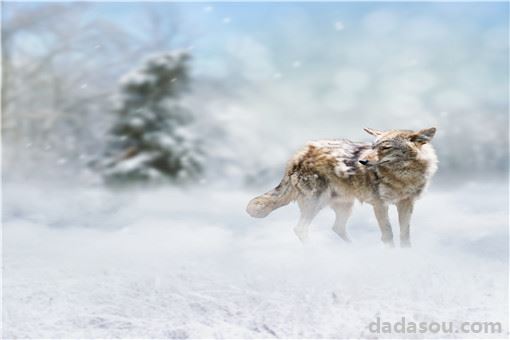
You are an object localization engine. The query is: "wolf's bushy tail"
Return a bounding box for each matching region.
[246,174,295,218]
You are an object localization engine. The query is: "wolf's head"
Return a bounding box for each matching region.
[358,127,436,167]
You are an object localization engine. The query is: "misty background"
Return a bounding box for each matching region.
[2,2,508,184]
[2,2,509,338]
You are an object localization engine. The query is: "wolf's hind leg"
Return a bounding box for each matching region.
[331,200,354,242]
[294,197,323,242]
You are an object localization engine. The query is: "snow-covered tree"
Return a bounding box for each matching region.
[99,51,204,184]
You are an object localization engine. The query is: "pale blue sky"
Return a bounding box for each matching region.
[83,2,508,79]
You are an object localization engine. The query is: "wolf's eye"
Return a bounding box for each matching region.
[380,145,392,150]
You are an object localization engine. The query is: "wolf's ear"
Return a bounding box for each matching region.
[410,127,436,144]
[363,128,383,137]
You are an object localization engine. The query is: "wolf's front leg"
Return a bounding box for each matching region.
[396,198,414,247]
[372,202,394,246]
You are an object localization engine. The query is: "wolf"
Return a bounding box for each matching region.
[246,128,438,247]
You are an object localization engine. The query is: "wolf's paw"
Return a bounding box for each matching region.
[338,233,352,243]
[332,227,352,243]
[382,239,395,248]
[400,239,412,248]
[293,227,309,243]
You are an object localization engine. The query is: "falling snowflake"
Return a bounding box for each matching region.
[80,83,88,89]
[273,73,282,79]
[292,61,302,68]
[203,6,213,12]
[334,21,344,31]
[223,17,231,24]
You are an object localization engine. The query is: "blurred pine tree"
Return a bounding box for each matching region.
[98,51,204,185]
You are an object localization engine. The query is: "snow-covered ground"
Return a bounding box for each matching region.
[2,179,508,338]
